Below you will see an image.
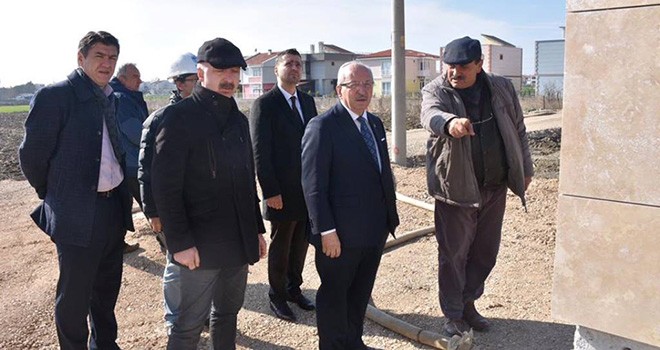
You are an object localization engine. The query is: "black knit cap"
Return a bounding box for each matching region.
[443,36,482,65]
[197,38,247,70]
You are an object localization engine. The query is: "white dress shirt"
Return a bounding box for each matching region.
[277,84,304,123]
[97,84,124,192]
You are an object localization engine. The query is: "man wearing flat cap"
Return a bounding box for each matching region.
[151,37,267,349]
[420,36,533,336]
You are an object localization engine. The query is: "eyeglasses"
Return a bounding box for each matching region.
[339,81,374,89]
[184,76,199,82]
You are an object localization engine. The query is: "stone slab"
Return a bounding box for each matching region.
[553,195,660,347]
[574,326,660,350]
[559,6,660,206]
[568,0,659,12]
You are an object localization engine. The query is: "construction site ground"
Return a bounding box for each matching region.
[0,111,568,349]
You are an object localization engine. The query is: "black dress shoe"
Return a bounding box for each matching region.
[123,242,140,254]
[442,318,470,337]
[287,294,315,311]
[463,301,491,331]
[270,300,296,322]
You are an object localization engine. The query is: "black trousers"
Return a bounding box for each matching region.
[268,220,309,302]
[55,194,125,350]
[434,185,507,320]
[315,243,384,350]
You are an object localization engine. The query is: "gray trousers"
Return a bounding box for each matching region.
[434,185,507,320]
[164,260,248,350]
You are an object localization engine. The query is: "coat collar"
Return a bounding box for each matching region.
[67,68,109,103]
[109,77,145,100]
[271,86,306,129]
[191,84,237,116]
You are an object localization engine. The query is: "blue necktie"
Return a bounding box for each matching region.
[358,116,379,169]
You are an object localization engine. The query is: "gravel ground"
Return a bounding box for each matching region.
[0,111,571,349]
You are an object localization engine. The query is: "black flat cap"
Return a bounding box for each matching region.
[443,36,482,65]
[197,38,247,70]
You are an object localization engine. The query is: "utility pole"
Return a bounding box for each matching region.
[391,0,406,165]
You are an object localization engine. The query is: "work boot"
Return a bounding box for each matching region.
[463,301,491,331]
[442,318,470,337]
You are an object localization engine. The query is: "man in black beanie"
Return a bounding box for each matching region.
[151,37,267,349]
[420,36,534,336]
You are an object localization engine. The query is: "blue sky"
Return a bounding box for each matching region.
[0,0,565,87]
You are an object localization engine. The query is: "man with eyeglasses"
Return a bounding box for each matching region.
[302,61,399,349]
[249,48,318,322]
[139,53,198,252]
[167,52,199,104]
[420,36,534,337]
[138,52,202,324]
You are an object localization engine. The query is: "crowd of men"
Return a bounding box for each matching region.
[18,31,531,349]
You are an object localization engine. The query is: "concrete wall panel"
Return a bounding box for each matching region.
[559,6,660,206]
[553,195,660,346]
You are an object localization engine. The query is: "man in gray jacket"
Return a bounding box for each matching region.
[420,36,533,337]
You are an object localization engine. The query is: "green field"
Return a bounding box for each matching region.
[0,105,29,113]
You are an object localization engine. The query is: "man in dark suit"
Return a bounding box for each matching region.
[301,62,399,349]
[19,31,134,350]
[250,48,318,322]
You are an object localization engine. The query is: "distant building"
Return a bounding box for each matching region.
[357,49,441,97]
[15,93,35,101]
[535,39,565,96]
[241,50,279,99]
[240,42,357,98]
[299,42,358,96]
[141,79,175,95]
[523,74,537,87]
[439,34,523,92]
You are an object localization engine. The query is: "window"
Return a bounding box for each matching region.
[382,61,391,77]
[251,67,262,76]
[419,60,429,71]
[382,82,391,96]
[499,54,504,60]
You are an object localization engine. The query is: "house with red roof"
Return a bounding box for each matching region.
[356,49,441,97]
[241,50,280,99]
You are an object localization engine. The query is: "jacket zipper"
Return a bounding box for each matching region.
[207,140,217,179]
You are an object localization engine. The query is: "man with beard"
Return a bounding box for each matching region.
[302,62,399,349]
[249,48,318,322]
[19,31,134,349]
[420,36,533,336]
[151,38,267,349]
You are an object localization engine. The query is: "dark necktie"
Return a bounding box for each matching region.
[357,116,379,169]
[290,96,304,125]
